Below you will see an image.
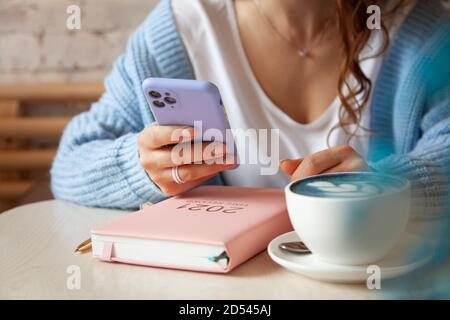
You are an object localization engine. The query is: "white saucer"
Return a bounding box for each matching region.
[268,231,433,283]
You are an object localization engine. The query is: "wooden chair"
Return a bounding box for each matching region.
[0,83,104,212]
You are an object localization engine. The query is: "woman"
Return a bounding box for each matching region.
[51,0,450,217]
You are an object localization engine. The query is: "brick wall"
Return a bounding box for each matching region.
[0,0,159,83]
[0,0,449,83]
[0,1,159,212]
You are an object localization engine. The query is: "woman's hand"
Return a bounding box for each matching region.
[138,124,235,196]
[280,145,369,181]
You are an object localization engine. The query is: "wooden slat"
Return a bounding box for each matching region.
[0,84,101,210]
[0,117,70,138]
[0,100,20,116]
[0,180,34,200]
[0,99,21,182]
[0,149,56,170]
[0,83,104,102]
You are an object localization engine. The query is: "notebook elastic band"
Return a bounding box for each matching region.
[100,241,114,262]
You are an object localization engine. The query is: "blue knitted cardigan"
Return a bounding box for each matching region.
[51,0,450,217]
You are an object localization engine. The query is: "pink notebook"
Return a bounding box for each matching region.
[91,186,292,273]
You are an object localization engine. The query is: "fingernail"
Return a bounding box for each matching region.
[182,128,194,138]
[212,149,225,157]
[211,142,225,157]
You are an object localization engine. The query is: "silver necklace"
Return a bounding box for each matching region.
[253,0,330,59]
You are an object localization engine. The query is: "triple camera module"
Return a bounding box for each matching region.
[149,90,177,108]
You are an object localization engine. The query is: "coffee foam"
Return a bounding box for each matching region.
[291,173,404,198]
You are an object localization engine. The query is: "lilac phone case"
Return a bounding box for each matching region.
[142,77,232,145]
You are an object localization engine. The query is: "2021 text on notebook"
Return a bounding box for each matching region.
[91,186,292,273]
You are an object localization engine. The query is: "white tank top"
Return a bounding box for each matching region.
[173,0,413,188]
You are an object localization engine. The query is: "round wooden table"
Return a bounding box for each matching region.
[1,200,446,299]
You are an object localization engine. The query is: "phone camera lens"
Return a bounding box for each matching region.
[164,97,177,104]
[152,100,165,107]
[149,90,161,98]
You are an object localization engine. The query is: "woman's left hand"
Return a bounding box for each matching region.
[279,145,369,181]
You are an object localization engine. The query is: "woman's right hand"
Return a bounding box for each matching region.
[137,124,236,196]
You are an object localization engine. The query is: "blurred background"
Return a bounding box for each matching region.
[0,0,449,213]
[0,0,158,212]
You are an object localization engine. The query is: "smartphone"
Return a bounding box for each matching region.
[142,78,239,169]
[142,77,236,157]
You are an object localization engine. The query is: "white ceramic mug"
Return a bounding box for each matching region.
[285,172,411,265]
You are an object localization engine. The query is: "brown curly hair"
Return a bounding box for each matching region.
[332,0,406,141]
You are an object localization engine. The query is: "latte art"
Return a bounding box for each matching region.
[290,173,405,198]
[305,181,384,197]
[285,172,411,265]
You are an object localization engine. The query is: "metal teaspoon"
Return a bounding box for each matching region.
[279,241,311,254]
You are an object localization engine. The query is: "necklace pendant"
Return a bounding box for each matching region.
[298,49,309,58]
